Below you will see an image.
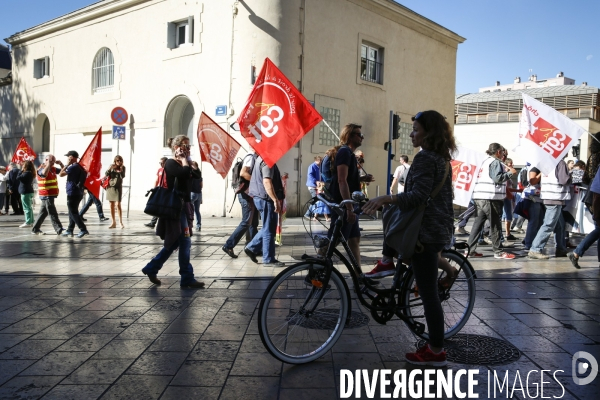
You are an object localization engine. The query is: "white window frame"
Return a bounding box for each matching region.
[33,56,50,79]
[360,43,383,84]
[92,48,114,94]
[167,17,194,49]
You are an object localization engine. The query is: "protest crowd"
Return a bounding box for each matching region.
[2,60,599,369]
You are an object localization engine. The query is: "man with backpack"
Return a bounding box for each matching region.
[222,151,259,258]
[390,155,410,194]
[59,150,89,238]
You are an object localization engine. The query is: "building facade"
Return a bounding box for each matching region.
[3,0,464,216]
[454,78,600,166]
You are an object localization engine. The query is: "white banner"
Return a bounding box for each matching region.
[513,93,586,175]
[451,146,488,207]
[564,186,595,234]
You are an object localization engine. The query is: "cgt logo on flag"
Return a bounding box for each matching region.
[451,160,477,192]
[237,58,322,167]
[522,116,572,159]
[197,112,241,179]
[11,137,37,165]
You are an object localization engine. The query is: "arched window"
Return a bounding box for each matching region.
[92,47,114,93]
[42,118,50,152]
[164,96,195,146]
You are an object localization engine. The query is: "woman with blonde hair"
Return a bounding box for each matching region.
[105,155,125,228]
[17,160,36,228]
[142,135,205,289]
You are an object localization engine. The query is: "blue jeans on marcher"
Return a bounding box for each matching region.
[574,222,600,261]
[79,192,105,219]
[524,201,544,249]
[531,204,567,254]
[304,187,317,217]
[191,192,202,229]
[246,197,278,263]
[225,193,258,249]
[142,210,195,285]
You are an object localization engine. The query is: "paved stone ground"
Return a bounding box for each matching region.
[0,211,598,399]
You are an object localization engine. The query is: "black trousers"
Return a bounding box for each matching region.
[6,191,23,214]
[33,197,63,233]
[66,195,87,232]
[467,199,503,254]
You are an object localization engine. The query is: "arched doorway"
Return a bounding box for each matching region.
[33,114,50,157]
[164,96,194,146]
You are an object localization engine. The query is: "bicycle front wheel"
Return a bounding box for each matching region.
[258,261,350,364]
[401,250,476,340]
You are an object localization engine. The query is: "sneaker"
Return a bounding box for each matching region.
[144,223,155,228]
[500,241,514,248]
[76,230,89,238]
[195,226,201,232]
[61,230,74,237]
[19,223,32,228]
[466,251,484,258]
[364,260,395,278]
[494,252,516,259]
[405,344,447,366]
[31,230,45,235]
[483,237,493,245]
[222,246,238,259]
[527,250,549,260]
[264,260,285,267]
[505,234,518,241]
[100,217,110,222]
[456,227,469,235]
[568,252,580,269]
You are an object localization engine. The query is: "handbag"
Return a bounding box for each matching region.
[513,197,532,220]
[101,176,110,189]
[144,169,183,220]
[382,162,449,260]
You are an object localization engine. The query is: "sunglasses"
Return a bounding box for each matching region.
[353,131,364,139]
[180,144,191,149]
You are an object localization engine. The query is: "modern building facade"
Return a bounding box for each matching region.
[454,76,600,166]
[2,0,464,216]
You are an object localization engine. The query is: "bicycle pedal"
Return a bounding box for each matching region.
[413,322,425,335]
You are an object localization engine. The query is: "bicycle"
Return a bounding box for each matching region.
[258,192,477,364]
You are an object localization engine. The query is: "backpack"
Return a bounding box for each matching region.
[75,164,88,190]
[320,154,335,184]
[398,165,410,186]
[517,167,529,190]
[231,154,254,193]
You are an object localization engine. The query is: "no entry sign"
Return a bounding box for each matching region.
[111,107,128,125]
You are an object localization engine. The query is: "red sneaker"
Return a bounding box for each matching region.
[465,251,483,258]
[405,344,447,366]
[364,260,395,278]
[494,252,515,259]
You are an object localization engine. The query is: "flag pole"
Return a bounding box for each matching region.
[322,120,340,141]
[585,130,600,144]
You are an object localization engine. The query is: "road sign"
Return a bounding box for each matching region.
[111,107,128,125]
[112,125,126,140]
[215,105,227,116]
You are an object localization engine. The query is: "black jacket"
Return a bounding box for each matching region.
[7,168,19,191]
[17,171,34,195]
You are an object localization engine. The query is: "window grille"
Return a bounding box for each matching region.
[92,48,114,93]
[360,44,383,84]
[318,107,340,147]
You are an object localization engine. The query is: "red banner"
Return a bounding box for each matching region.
[237,58,323,167]
[11,137,37,165]
[79,127,103,198]
[197,112,241,179]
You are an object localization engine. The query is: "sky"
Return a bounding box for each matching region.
[2,0,599,94]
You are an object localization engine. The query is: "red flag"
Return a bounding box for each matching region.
[237,58,323,167]
[197,112,241,179]
[79,128,103,198]
[11,137,37,165]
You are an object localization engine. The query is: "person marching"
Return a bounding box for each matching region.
[145,157,168,228]
[31,154,64,235]
[16,160,36,228]
[59,150,89,238]
[105,155,126,229]
[465,143,516,259]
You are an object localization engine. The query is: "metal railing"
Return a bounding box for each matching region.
[360,57,382,84]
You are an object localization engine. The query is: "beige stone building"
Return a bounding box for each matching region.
[2,0,464,216]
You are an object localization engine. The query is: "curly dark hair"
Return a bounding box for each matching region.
[412,110,457,161]
[589,131,600,154]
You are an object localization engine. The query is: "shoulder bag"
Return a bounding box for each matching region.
[382,162,449,260]
[144,168,183,220]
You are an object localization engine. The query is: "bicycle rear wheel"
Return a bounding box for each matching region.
[258,261,350,364]
[401,250,476,340]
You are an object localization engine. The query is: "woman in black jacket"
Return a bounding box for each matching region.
[141,135,205,289]
[17,160,36,227]
[362,110,456,366]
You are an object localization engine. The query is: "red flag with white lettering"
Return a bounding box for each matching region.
[79,127,103,199]
[451,146,488,207]
[11,137,37,165]
[237,58,323,167]
[197,112,241,178]
[513,93,585,175]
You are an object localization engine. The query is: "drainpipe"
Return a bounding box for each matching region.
[297,0,306,216]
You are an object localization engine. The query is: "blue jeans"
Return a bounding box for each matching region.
[304,187,317,217]
[79,192,105,219]
[225,193,258,249]
[142,210,195,285]
[574,222,600,261]
[524,201,544,249]
[190,192,202,228]
[246,197,278,263]
[531,204,567,253]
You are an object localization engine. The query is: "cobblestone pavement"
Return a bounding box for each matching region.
[0,211,598,399]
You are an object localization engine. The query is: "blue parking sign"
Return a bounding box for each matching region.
[112,125,126,140]
[215,105,227,116]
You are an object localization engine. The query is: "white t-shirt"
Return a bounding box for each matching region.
[0,172,6,193]
[242,153,255,194]
[393,164,408,192]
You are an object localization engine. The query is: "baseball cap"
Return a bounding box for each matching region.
[65,150,79,158]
